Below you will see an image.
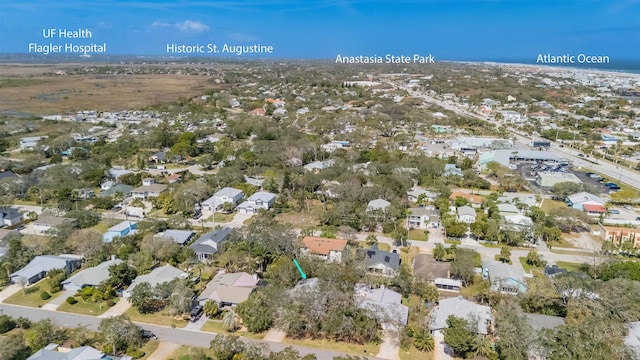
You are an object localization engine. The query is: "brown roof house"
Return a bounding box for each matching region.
[301,236,349,263]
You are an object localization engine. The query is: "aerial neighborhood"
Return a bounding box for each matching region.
[1,60,640,360]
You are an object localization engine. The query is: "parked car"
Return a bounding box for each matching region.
[190,304,203,322]
[139,328,157,339]
[609,209,620,215]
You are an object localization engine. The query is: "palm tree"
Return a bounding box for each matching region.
[473,335,496,358]
[222,310,237,332]
[203,300,219,318]
[413,329,435,352]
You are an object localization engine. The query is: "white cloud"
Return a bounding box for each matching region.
[175,20,210,33]
[227,32,258,42]
[151,20,210,33]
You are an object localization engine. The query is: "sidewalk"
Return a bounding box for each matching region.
[376,332,399,360]
[263,329,286,343]
[184,315,208,331]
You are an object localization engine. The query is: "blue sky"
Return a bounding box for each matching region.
[1,0,639,60]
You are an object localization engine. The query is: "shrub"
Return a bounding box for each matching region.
[15,317,31,329]
[0,315,16,334]
[24,286,40,295]
[106,299,115,307]
[126,348,145,359]
[66,297,78,305]
[80,287,94,301]
[40,291,51,300]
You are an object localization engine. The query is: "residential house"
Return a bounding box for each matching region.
[456,206,476,224]
[19,136,48,150]
[244,175,264,189]
[130,178,168,200]
[502,215,534,235]
[27,344,110,360]
[407,207,439,230]
[413,254,452,286]
[583,204,607,217]
[167,173,182,184]
[598,224,640,247]
[544,265,568,278]
[149,151,167,163]
[10,255,82,284]
[497,203,520,216]
[0,207,22,226]
[449,191,483,208]
[62,257,122,292]
[429,296,492,336]
[108,168,134,180]
[303,159,336,172]
[356,285,409,327]
[123,264,188,298]
[566,192,605,210]
[0,229,18,258]
[102,221,137,243]
[190,227,233,262]
[367,198,391,212]
[482,261,527,294]
[198,272,259,306]
[443,163,463,177]
[202,187,244,212]
[497,193,537,208]
[300,236,348,263]
[156,229,195,245]
[407,188,438,203]
[248,108,266,116]
[236,191,277,214]
[32,216,76,235]
[97,183,134,198]
[359,244,401,276]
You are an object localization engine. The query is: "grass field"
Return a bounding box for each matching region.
[358,241,391,252]
[200,320,265,340]
[400,246,420,274]
[399,346,433,360]
[556,261,585,272]
[274,203,324,228]
[519,257,543,274]
[57,298,119,316]
[541,200,568,214]
[4,285,63,307]
[212,212,235,223]
[281,337,379,357]
[138,340,161,360]
[0,66,228,115]
[408,229,429,241]
[167,346,216,360]
[124,307,188,328]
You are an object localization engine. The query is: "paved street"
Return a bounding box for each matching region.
[0,303,384,360]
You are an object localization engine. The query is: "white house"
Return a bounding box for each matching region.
[202,187,244,212]
[430,296,492,336]
[407,207,438,230]
[62,257,122,292]
[123,264,188,298]
[19,136,48,150]
[130,178,168,200]
[32,216,76,235]
[499,110,525,123]
[456,206,476,224]
[236,191,277,214]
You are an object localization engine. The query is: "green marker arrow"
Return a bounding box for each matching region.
[293,259,307,279]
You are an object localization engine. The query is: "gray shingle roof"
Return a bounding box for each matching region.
[190,227,232,255]
[160,229,195,245]
[126,264,187,293]
[27,345,105,360]
[62,258,122,288]
[525,313,565,331]
[11,255,82,282]
[430,297,492,335]
[361,245,400,270]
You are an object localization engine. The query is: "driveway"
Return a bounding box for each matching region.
[146,342,181,360]
[434,333,453,360]
[184,315,208,331]
[41,289,76,310]
[0,284,22,303]
[99,298,131,318]
[376,332,399,360]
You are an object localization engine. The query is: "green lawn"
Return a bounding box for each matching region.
[400,246,420,274]
[281,337,379,357]
[444,239,461,245]
[168,345,217,360]
[57,298,119,316]
[556,261,585,272]
[358,241,391,252]
[408,229,429,241]
[200,320,265,340]
[91,219,121,234]
[541,200,568,214]
[212,212,235,223]
[519,257,543,274]
[4,284,63,308]
[139,340,161,360]
[494,255,511,264]
[124,307,188,328]
[399,346,433,360]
